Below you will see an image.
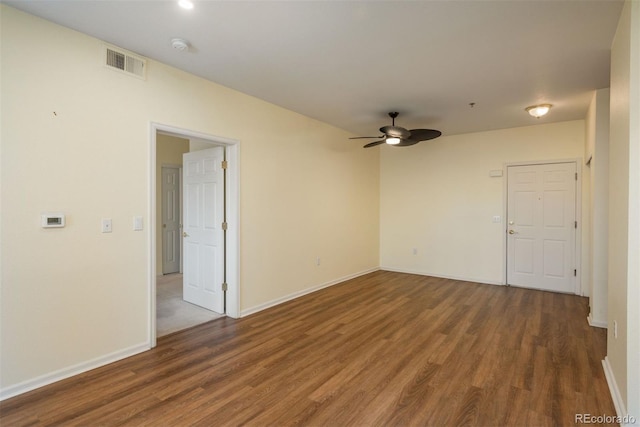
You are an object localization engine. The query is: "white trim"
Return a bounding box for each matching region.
[0,342,149,401]
[150,132,157,347]
[503,159,583,295]
[225,141,240,319]
[587,314,608,329]
[241,268,379,317]
[161,163,182,168]
[602,357,631,425]
[380,267,503,286]
[575,159,583,295]
[150,123,241,349]
[503,158,582,167]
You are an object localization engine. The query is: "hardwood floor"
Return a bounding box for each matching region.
[1,271,616,426]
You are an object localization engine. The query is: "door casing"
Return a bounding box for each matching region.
[149,123,240,348]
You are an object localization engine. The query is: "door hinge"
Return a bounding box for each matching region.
[575,172,578,180]
[221,160,228,170]
[575,221,578,229]
[222,221,228,231]
[574,269,577,276]
[222,282,228,291]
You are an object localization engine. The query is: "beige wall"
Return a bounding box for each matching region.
[155,134,190,276]
[607,0,640,418]
[380,120,587,287]
[0,6,379,395]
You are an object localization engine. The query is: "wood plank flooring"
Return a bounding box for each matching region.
[0,271,616,426]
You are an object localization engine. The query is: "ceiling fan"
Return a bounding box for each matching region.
[350,112,441,148]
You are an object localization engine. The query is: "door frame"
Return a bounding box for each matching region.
[149,122,240,348]
[502,158,583,295]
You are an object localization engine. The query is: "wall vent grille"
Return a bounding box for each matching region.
[104,45,146,80]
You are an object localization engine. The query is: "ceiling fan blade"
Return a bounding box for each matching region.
[349,136,384,140]
[363,140,386,148]
[408,129,442,141]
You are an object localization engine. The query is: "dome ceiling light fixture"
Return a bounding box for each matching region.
[526,104,552,118]
[178,0,194,10]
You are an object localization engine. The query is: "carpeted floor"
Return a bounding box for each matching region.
[156,274,224,337]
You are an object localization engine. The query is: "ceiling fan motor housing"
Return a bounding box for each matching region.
[380,125,411,139]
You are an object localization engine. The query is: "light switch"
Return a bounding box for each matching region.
[101,218,112,233]
[492,215,501,223]
[133,216,143,231]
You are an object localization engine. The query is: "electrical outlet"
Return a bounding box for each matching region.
[614,320,618,338]
[412,248,418,255]
[316,257,321,266]
[101,218,112,233]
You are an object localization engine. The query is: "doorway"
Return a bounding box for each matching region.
[149,123,240,347]
[506,161,579,294]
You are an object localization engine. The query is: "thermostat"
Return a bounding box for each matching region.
[41,213,65,228]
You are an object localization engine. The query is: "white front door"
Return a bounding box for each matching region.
[161,167,181,275]
[506,162,577,293]
[182,147,225,313]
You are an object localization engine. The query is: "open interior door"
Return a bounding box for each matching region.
[182,147,225,313]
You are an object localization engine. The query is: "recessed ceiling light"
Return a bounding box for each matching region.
[526,104,552,118]
[178,0,194,10]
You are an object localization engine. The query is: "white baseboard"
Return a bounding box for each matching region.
[588,313,608,329]
[379,266,503,286]
[602,356,633,425]
[241,267,380,317]
[0,342,150,401]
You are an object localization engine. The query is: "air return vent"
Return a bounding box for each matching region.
[103,45,146,79]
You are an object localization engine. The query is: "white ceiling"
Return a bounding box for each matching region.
[6,0,624,139]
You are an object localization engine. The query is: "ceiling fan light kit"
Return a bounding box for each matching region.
[526,104,552,118]
[350,112,442,148]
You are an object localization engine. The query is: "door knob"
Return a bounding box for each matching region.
[508,230,515,234]
[183,232,189,237]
